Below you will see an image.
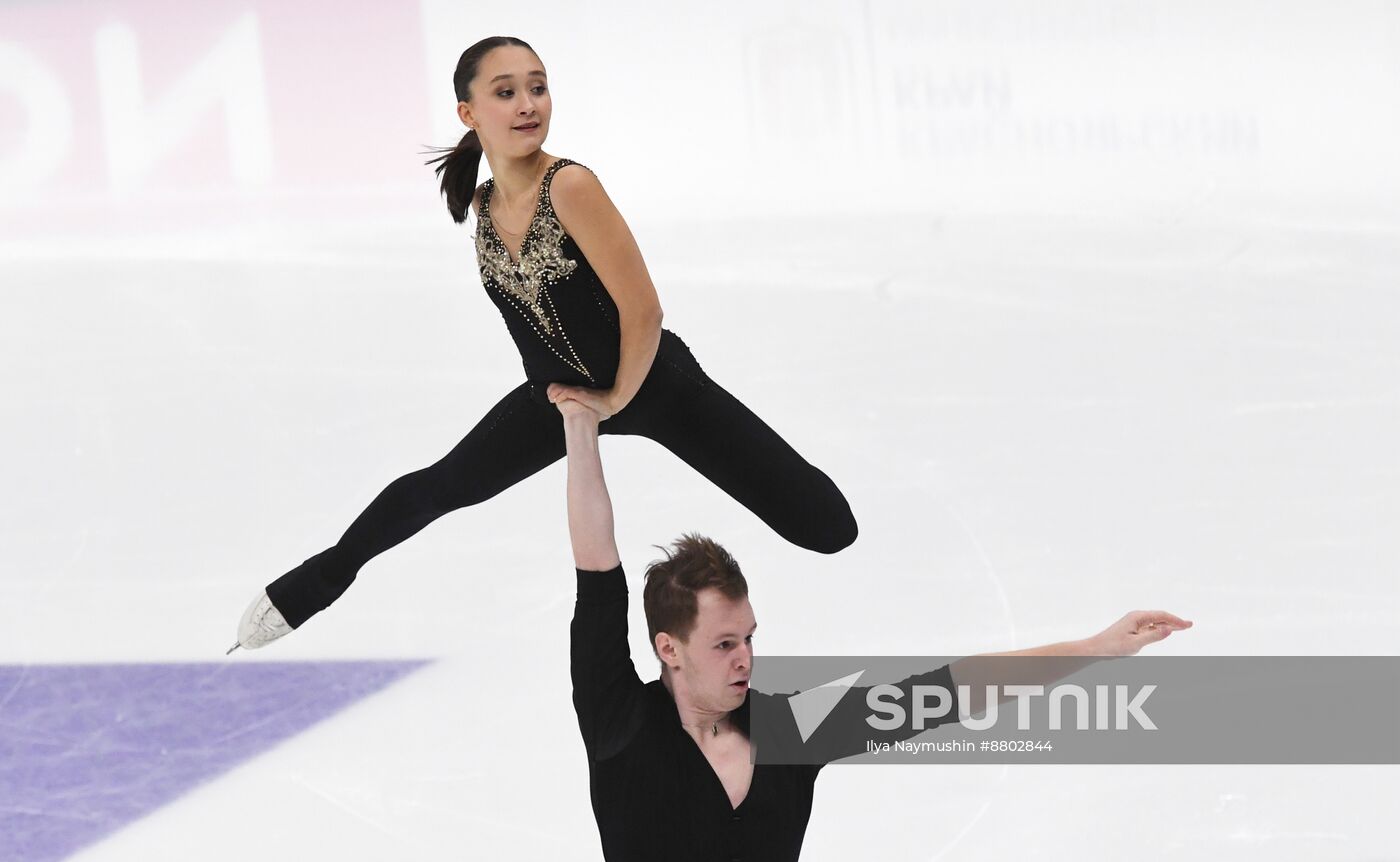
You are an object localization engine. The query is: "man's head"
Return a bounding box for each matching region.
[644,534,755,712]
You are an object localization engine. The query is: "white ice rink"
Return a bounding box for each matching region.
[3,2,1398,860]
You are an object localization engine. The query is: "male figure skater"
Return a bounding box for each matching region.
[555,388,1191,861]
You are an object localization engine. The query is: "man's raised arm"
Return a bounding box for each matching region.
[553,388,643,761]
[557,393,620,571]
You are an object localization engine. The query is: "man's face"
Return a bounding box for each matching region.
[673,588,756,712]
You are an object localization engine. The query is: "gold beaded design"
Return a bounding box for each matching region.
[474,158,597,384]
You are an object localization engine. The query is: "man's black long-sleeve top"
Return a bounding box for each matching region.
[570,565,961,861]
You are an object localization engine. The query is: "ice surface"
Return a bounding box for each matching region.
[3,209,1395,861]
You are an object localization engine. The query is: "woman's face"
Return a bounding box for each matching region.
[459,45,551,156]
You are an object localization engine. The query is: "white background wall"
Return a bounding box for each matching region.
[3,0,1398,237]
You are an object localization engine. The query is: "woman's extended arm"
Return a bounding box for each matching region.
[549,166,663,417]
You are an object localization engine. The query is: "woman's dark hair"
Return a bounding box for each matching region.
[422,36,537,224]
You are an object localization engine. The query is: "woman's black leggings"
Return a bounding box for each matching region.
[265,330,858,628]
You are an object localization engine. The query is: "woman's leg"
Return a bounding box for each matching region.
[621,335,858,554]
[265,382,565,627]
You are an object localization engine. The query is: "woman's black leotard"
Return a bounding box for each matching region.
[265,157,857,628]
[474,159,621,403]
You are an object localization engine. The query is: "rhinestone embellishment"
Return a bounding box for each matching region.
[474,158,598,383]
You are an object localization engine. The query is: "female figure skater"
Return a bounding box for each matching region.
[228,36,857,652]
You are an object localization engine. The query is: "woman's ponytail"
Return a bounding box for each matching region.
[424,128,483,225]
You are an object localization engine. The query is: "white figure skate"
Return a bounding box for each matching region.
[226,591,292,654]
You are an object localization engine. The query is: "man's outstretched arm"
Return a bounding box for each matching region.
[947,609,1193,718]
[804,612,1194,765]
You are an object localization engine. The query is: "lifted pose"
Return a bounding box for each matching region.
[229,37,855,652]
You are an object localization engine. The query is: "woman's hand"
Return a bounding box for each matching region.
[547,382,617,420]
[1085,611,1193,657]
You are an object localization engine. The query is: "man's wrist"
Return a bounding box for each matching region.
[564,410,601,431]
[1069,636,1108,657]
